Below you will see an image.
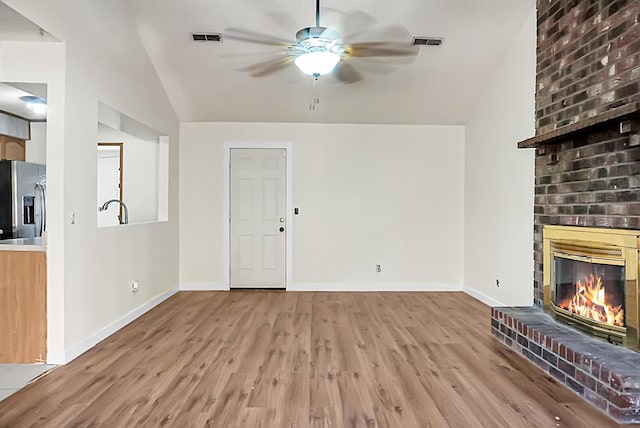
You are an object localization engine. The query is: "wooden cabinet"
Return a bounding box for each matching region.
[0,251,46,363]
[0,135,26,161]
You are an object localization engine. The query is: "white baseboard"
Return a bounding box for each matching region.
[46,351,66,365]
[464,286,505,307]
[289,283,463,292]
[179,282,228,291]
[54,287,179,365]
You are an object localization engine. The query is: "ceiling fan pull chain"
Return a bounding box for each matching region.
[309,77,320,111]
[314,76,320,106]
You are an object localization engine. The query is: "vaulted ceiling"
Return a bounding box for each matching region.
[127,0,535,125]
[1,0,535,125]
[0,1,56,42]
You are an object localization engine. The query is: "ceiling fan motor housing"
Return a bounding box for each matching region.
[296,26,340,43]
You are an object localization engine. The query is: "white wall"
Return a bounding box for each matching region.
[98,124,160,225]
[463,8,536,307]
[180,122,465,291]
[3,0,180,363]
[26,121,46,164]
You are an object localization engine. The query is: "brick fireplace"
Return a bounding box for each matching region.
[531,0,640,308]
[491,0,640,424]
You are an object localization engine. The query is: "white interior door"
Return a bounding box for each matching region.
[230,148,286,288]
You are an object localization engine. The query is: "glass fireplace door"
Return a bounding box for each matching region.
[553,255,626,327]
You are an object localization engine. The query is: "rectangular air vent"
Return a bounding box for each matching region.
[412,37,443,46]
[191,32,222,42]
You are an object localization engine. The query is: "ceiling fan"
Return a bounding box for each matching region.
[223,0,421,84]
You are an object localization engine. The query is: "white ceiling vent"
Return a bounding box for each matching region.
[412,37,443,46]
[191,33,222,42]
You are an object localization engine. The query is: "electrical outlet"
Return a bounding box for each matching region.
[131,281,139,293]
[496,279,500,287]
[376,265,382,273]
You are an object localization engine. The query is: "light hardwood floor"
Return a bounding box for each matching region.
[0,291,625,427]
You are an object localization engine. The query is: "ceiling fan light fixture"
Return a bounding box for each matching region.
[294,51,340,77]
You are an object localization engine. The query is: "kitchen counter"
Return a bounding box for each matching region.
[0,237,45,251]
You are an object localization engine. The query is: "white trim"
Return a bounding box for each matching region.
[464,286,505,307]
[180,282,228,291]
[223,142,294,290]
[290,283,463,292]
[51,287,178,364]
[46,351,66,365]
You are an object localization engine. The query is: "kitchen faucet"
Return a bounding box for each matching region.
[99,199,129,224]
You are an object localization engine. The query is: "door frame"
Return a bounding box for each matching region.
[223,142,293,290]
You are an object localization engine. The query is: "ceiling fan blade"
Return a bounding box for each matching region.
[344,42,419,59]
[224,27,293,47]
[241,56,295,77]
[218,50,286,59]
[333,61,363,84]
[347,58,397,75]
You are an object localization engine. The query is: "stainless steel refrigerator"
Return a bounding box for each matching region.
[0,160,46,240]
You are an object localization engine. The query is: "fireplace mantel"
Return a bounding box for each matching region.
[517,102,640,149]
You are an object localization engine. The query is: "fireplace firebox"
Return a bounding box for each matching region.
[543,226,639,350]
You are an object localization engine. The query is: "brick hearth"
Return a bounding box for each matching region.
[492,307,640,424]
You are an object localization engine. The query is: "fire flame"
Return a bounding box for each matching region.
[558,273,624,327]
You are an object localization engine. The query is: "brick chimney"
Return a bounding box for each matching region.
[518,0,640,306]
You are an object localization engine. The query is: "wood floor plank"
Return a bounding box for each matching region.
[0,291,627,427]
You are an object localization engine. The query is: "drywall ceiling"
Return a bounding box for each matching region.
[128,0,535,124]
[1,0,535,125]
[0,1,56,42]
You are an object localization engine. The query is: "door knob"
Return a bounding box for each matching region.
[279,227,285,232]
